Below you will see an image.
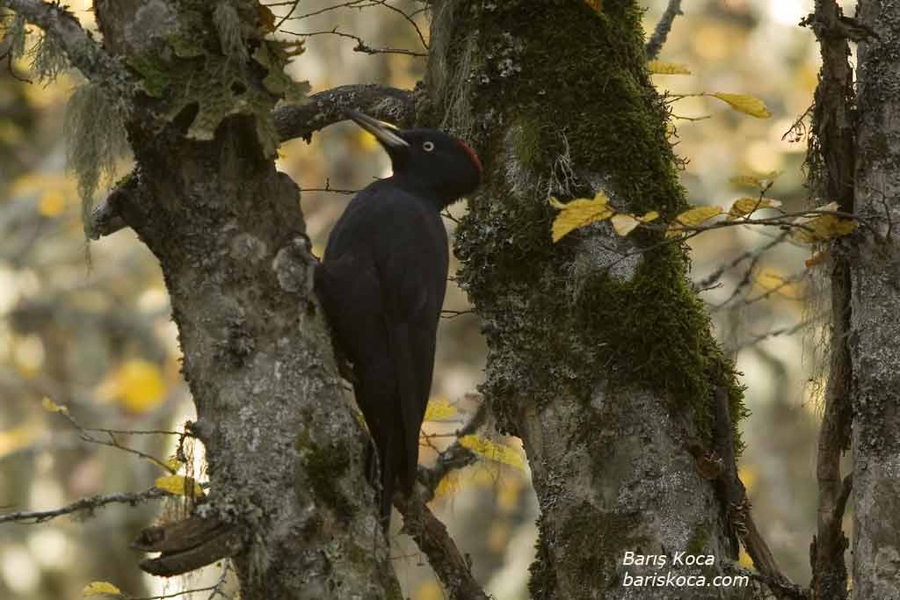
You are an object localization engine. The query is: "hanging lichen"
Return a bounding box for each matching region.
[213,2,248,64]
[0,13,27,61]
[29,30,68,83]
[64,82,129,235]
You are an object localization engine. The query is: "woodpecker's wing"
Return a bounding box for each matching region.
[317,182,448,493]
[368,195,447,491]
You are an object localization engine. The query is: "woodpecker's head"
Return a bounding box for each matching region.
[347,110,482,206]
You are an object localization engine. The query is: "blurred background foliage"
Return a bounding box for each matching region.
[0,0,852,598]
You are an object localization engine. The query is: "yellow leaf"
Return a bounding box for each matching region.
[611,214,640,236]
[41,397,69,415]
[726,197,783,220]
[674,206,723,227]
[754,268,805,299]
[415,580,446,600]
[0,417,42,457]
[738,548,754,570]
[433,471,461,499]
[39,190,67,217]
[710,93,771,119]
[738,465,758,492]
[647,61,691,75]
[155,475,204,498]
[729,171,781,188]
[610,210,658,236]
[729,175,764,188]
[791,204,858,243]
[83,581,122,597]
[424,398,457,421]
[550,192,614,242]
[106,360,166,414]
[459,435,526,472]
[164,454,183,473]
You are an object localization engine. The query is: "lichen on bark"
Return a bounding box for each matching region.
[76,1,401,597]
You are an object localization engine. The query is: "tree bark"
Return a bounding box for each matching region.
[425,1,768,597]
[851,1,900,597]
[805,2,855,598]
[84,1,400,598]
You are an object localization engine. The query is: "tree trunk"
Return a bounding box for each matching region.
[425,1,760,597]
[851,1,900,597]
[88,2,400,598]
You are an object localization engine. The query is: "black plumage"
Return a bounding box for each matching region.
[314,111,482,528]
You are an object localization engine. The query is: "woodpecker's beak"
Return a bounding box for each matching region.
[346,109,410,149]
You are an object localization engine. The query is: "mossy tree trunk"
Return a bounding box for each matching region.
[425,2,758,597]
[851,1,900,597]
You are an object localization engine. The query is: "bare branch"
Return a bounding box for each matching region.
[277,0,428,49]
[645,0,684,60]
[374,0,428,50]
[708,383,799,595]
[393,489,490,600]
[282,27,427,57]
[299,183,358,195]
[735,319,816,350]
[0,487,171,524]
[418,398,489,502]
[89,84,415,240]
[273,83,416,143]
[1,0,131,89]
[695,231,790,293]
[44,399,179,473]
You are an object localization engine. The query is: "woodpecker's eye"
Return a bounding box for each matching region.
[423,141,435,152]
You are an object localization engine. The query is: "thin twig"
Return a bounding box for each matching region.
[695,231,790,293]
[645,0,684,60]
[0,487,171,524]
[418,398,489,501]
[282,27,426,57]
[1,0,132,92]
[374,0,428,49]
[45,401,179,473]
[274,0,301,30]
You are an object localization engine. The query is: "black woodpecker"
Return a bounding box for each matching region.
[314,110,482,529]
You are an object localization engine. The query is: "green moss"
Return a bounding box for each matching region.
[574,248,728,438]
[295,433,354,522]
[528,517,558,599]
[511,116,545,172]
[559,503,649,597]
[687,524,710,555]
[438,0,747,447]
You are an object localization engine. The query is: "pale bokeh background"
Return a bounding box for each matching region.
[0,1,850,597]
